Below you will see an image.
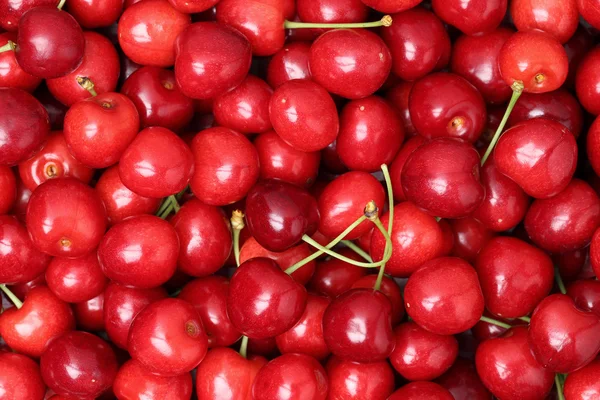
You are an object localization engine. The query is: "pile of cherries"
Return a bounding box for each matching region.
[3,0,600,398]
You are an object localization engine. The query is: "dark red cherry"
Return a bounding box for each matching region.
[436,358,492,400]
[267,41,311,88]
[34,84,67,130]
[26,178,106,257]
[389,136,424,201]
[525,179,600,253]
[114,359,192,400]
[565,26,594,87]
[381,8,450,81]
[564,358,600,399]
[592,228,600,280]
[567,279,600,318]
[389,382,454,400]
[46,253,107,303]
[359,0,421,13]
[73,292,105,332]
[0,166,16,214]
[326,356,395,400]
[67,0,122,28]
[175,22,251,99]
[588,116,600,178]
[308,248,367,298]
[351,275,405,325]
[404,257,484,335]
[449,217,494,264]
[511,0,578,43]
[402,138,484,219]
[386,80,416,137]
[576,47,600,115]
[0,0,57,31]
[471,310,517,342]
[432,0,506,35]
[0,32,41,92]
[556,247,592,283]
[247,336,278,358]
[0,352,46,400]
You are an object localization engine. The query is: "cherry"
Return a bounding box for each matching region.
[73,292,105,332]
[247,336,279,358]
[432,0,506,35]
[576,48,600,116]
[389,381,454,400]
[297,0,367,23]
[587,116,600,178]
[175,22,252,99]
[0,32,41,92]
[35,84,68,130]
[525,179,600,253]
[557,248,592,283]
[567,279,600,318]
[386,81,416,137]
[121,66,194,132]
[128,298,208,376]
[46,252,107,303]
[104,282,167,349]
[267,41,311,88]
[326,356,395,400]
[351,275,404,325]
[592,228,600,280]
[0,166,16,214]
[0,88,49,165]
[252,353,328,400]
[0,0,57,31]
[436,358,492,400]
[404,257,484,335]
[389,136,425,201]
[0,352,46,400]
[167,0,218,13]
[564,358,600,399]
[67,0,122,27]
[449,217,494,264]
[565,26,594,87]
[26,178,107,257]
[308,248,368,298]
[578,0,600,28]
[269,79,339,152]
[381,8,450,81]
[321,139,348,174]
[113,359,192,400]
[475,326,554,400]
[190,127,259,206]
[511,0,578,43]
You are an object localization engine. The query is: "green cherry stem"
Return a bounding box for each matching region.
[157,195,180,219]
[555,266,567,295]
[0,40,16,53]
[480,80,524,166]
[57,0,66,9]
[340,240,373,262]
[555,374,565,400]
[0,284,23,309]
[231,210,245,268]
[76,77,97,97]
[374,163,394,291]
[479,315,512,330]
[239,335,249,359]
[517,316,531,323]
[284,15,392,29]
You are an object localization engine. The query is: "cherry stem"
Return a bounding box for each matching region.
[157,195,180,219]
[57,0,66,9]
[239,335,249,359]
[76,77,97,97]
[284,15,392,29]
[555,374,565,400]
[555,267,567,295]
[479,315,512,330]
[517,316,531,323]
[374,164,394,291]
[480,80,524,166]
[0,284,23,309]
[230,210,245,268]
[340,240,372,262]
[0,40,16,53]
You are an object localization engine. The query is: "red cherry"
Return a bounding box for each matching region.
[298,0,367,22]
[0,0,57,31]
[449,217,494,264]
[114,359,192,400]
[359,0,420,12]
[67,0,122,28]
[6,273,45,301]
[565,26,595,87]
[0,352,46,400]
[404,257,484,335]
[567,279,600,318]
[578,0,600,29]
[436,358,492,400]
[389,136,425,201]
[386,80,416,137]
[190,127,259,206]
[46,253,107,303]
[556,248,592,283]
[26,178,107,257]
[511,0,578,43]
[471,310,516,342]
[0,32,41,92]
[432,0,506,35]
[588,116,600,178]
[73,292,105,332]
[576,48,600,116]
[267,41,311,88]
[128,298,208,376]
[351,275,404,325]
[389,381,454,400]
[308,248,367,298]
[326,356,395,400]
[564,358,600,399]
[0,169,17,216]
[247,337,278,358]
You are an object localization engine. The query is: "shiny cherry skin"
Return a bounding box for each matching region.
[245,180,319,252]
[450,217,494,264]
[432,0,506,35]
[270,79,339,152]
[567,279,600,318]
[114,359,192,400]
[578,0,600,29]
[402,138,484,219]
[359,0,421,13]
[98,215,179,288]
[26,178,107,257]
[318,171,384,240]
[494,118,577,199]
[389,136,425,201]
[0,0,57,31]
[528,294,600,373]
[18,132,94,191]
[67,0,122,28]
[576,48,600,115]
[190,127,259,206]
[128,298,208,376]
[0,286,74,357]
[0,352,46,400]
[121,66,194,132]
[64,92,139,168]
[336,96,404,171]
[252,353,328,400]
[6,271,45,300]
[104,282,168,349]
[499,30,568,93]
[16,7,84,79]
[386,81,416,137]
[0,32,41,92]
[167,0,219,12]
[351,275,405,325]
[404,257,484,335]
[46,253,107,303]
[326,356,394,400]
[73,292,104,331]
[175,22,251,99]
[564,358,600,399]
[475,237,554,318]
[0,166,15,213]
[525,179,600,253]
[308,248,368,298]
[119,126,193,198]
[118,0,190,67]
[475,326,554,400]
[511,0,578,43]
[436,358,492,400]
[297,0,367,22]
[267,41,311,88]
[0,88,49,165]
[41,331,118,398]
[389,381,454,400]
[370,202,443,278]
[588,116,600,177]
[409,73,486,143]
[47,31,120,106]
[381,8,450,81]
[556,248,592,283]
[592,228,600,280]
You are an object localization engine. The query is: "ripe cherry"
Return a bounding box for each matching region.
[297,0,368,23]
[386,81,417,137]
[0,0,57,31]
[73,292,105,332]
[0,166,16,214]
[113,359,192,400]
[0,32,41,92]
[389,136,425,201]
[326,356,395,400]
[567,279,600,318]
[351,275,405,325]
[389,381,454,400]
[267,41,311,88]
[436,358,492,400]
[308,248,368,298]
[432,0,506,35]
[167,0,218,13]
[0,352,46,400]
[565,26,594,87]
[511,0,578,43]
[578,0,600,29]
[67,0,123,28]
[564,359,600,399]
[576,48,600,115]
[46,252,107,303]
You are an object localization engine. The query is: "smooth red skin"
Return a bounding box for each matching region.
[351,275,404,325]
[0,353,46,400]
[251,353,328,400]
[320,140,347,174]
[114,359,192,400]
[228,258,308,339]
[476,326,554,400]
[178,276,241,347]
[67,0,122,27]
[437,219,455,257]
[359,0,420,13]
[494,118,577,199]
[267,42,311,88]
[326,356,394,400]
[450,218,494,264]
[41,331,118,398]
[402,138,484,219]
[0,88,49,166]
[528,294,600,373]
[190,127,259,206]
[450,28,513,104]
[121,66,194,132]
[593,228,600,280]
[471,310,515,342]
[370,202,443,278]
[525,179,600,253]
[389,136,424,201]
[432,0,506,35]
[556,248,592,283]
[73,292,104,331]
[576,48,600,115]
[476,237,554,318]
[95,165,161,226]
[511,0,578,43]
[269,79,339,152]
[248,337,278,358]
[499,30,568,93]
[389,382,454,400]
[168,0,218,13]
[98,215,179,288]
[381,9,451,81]
[0,32,40,92]
[436,358,492,400]
[128,298,208,376]
[104,282,168,349]
[7,273,45,300]
[46,253,107,303]
[308,248,368,298]
[318,171,384,240]
[386,81,416,138]
[567,279,600,318]
[118,0,190,67]
[404,257,484,335]
[297,0,367,22]
[175,22,251,99]
[337,96,403,171]
[276,294,330,360]
[0,0,56,31]
[588,117,600,178]
[18,132,94,191]
[409,73,486,143]
[0,286,74,357]
[26,178,107,257]
[564,359,600,399]
[0,166,16,214]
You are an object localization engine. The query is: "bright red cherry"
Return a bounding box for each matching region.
[308,248,368,298]
[167,0,218,12]
[267,41,311,88]
[67,0,122,28]
[0,0,57,31]
[386,80,416,137]
[326,356,395,400]
[297,0,368,22]
[0,352,46,400]
[449,217,494,264]
[578,0,600,29]
[351,275,405,325]
[73,292,104,332]
[432,0,506,35]
[564,358,600,399]
[114,359,192,400]
[511,0,578,43]
[0,32,41,91]
[567,279,600,318]
[389,136,424,201]
[46,253,107,303]
[389,381,454,400]
[0,166,16,214]
[576,48,600,115]
[359,0,420,13]
[436,358,492,400]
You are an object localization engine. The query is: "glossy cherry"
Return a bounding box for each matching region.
[359,0,421,13]
[588,116,600,178]
[46,252,107,303]
[351,275,404,325]
[449,217,494,264]
[567,279,600,318]
[308,248,368,298]
[578,0,600,29]
[389,381,454,400]
[67,0,122,28]
[564,359,600,399]
[388,136,424,201]
[0,0,57,31]
[386,81,416,137]
[73,292,105,332]
[114,359,192,400]
[511,0,578,43]
[267,41,312,88]
[432,0,506,35]
[0,32,41,92]
[326,356,395,400]
[576,48,600,115]
[297,0,368,23]
[436,358,492,400]
[0,352,46,400]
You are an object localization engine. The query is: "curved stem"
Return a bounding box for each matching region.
[284,15,392,29]
[517,316,531,323]
[57,0,66,9]
[373,218,392,291]
[0,41,15,53]
[239,335,249,359]
[231,210,245,268]
[555,267,567,295]
[480,81,524,166]
[555,374,565,400]
[0,284,23,309]
[374,164,394,291]
[157,195,179,219]
[76,77,97,97]
[480,315,512,330]
[341,240,372,262]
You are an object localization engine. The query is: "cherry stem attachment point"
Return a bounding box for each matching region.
[0,40,16,53]
[239,335,249,359]
[284,15,392,29]
[157,195,180,219]
[374,164,394,291]
[480,80,524,166]
[231,210,245,268]
[57,0,66,9]
[479,315,512,330]
[517,316,531,323]
[76,76,97,97]
[0,284,23,309]
[555,267,567,295]
[555,374,565,400]
[341,240,372,262]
